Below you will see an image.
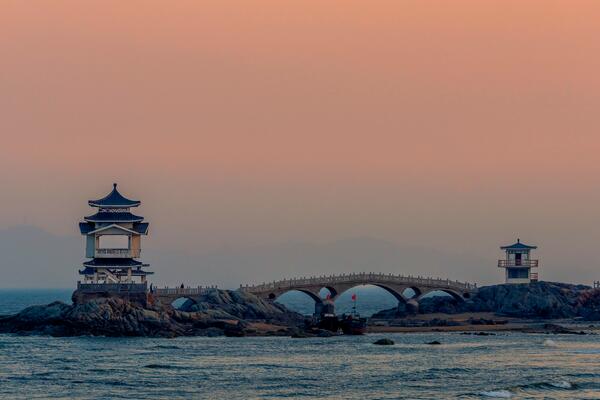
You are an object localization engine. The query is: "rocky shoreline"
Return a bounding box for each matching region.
[0,290,308,337]
[373,281,600,320]
[1,282,599,337]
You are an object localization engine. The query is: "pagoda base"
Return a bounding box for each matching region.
[73,282,148,306]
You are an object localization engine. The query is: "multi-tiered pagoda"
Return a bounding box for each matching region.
[78,184,152,287]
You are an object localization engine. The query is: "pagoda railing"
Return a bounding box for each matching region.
[498,259,539,268]
[77,282,147,293]
[95,248,141,258]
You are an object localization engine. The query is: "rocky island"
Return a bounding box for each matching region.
[0,289,307,337]
[1,282,600,337]
[370,281,600,333]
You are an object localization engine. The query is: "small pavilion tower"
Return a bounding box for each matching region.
[498,239,539,284]
[78,184,152,286]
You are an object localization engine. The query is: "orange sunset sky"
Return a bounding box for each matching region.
[1,1,600,288]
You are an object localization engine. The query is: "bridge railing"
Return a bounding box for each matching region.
[240,272,477,293]
[153,286,216,296]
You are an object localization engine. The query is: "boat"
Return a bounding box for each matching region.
[313,293,367,335]
[339,313,367,335]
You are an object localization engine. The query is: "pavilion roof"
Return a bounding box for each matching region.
[89,184,141,208]
[500,239,537,250]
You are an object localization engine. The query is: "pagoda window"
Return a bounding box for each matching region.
[98,235,129,249]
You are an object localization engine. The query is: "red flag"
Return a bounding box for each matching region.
[351,293,357,301]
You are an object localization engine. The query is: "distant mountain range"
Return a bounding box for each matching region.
[0,226,489,289]
[0,226,80,288]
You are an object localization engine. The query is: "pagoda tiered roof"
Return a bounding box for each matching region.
[88,183,141,208]
[84,211,144,223]
[83,258,149,267]
[78,267,154,276]
[79,222,149,235]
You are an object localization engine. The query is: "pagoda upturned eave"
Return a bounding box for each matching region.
[79,222,149,235]
[88,183,141,208]
[83,258,149,267]
[84,211,144,223]
[79,267,153,276]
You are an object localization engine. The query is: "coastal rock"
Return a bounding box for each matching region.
[372,282,600,320]
[373,338,394,345]
[291,332,309,338]
[0,290,306,337]
[470,282,586,318]
[577,289,600,321]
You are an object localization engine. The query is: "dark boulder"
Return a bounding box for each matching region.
[179,290,305,326]
[373,338,394,345]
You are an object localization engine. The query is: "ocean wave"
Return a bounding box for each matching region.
[153,344,182,350]
[480,390,513,398]
[571,348,600,354]
[517,379,575,391]
[143,363,185,370]
[549,380,573,389]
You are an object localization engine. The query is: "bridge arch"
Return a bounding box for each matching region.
[402,286,422,299]
[418,288,467,302]
[333,283,407,304]
[269,288,321,304]
[240,272,477,317]
[170,296,197,310]
[323,283,411,317]
[320,286,338,299]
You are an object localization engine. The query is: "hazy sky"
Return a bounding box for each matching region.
[1,1,600,288]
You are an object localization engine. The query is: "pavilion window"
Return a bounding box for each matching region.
[507,268,529,279]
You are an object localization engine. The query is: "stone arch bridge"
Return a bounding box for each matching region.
[240,272,478,315]
[151,287,215,307]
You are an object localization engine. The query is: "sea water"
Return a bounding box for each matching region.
[1,289,600,399]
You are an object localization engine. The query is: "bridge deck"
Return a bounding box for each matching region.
[240,272,477,294]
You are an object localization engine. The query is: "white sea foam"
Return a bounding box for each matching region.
[543,339,558,347]
[480,390,513,398]
[549,380,572,389]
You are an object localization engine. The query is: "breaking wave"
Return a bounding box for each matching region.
[480,390,513,398]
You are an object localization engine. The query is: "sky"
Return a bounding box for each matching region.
[1,1,600,288]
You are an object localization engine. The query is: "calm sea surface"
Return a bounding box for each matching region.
[1,289,599,399]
